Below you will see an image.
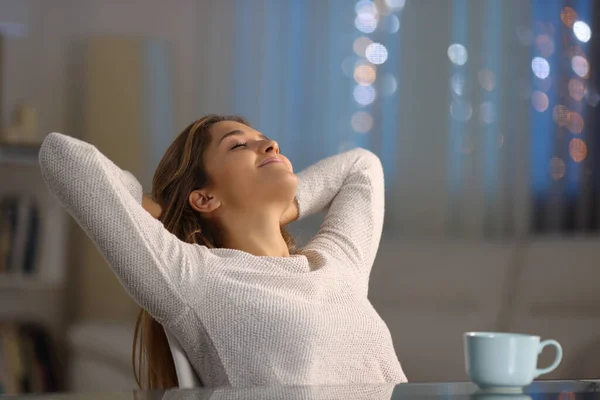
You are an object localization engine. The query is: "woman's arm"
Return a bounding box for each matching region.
[294,148,385,275]
[39,133,203,325]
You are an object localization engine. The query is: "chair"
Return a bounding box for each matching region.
[164,328,202,388]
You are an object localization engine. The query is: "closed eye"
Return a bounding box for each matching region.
[230,142,247,150]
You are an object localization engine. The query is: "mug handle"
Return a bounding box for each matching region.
[534,339,563,377]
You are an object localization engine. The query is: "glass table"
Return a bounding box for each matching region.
[12,380,600,400]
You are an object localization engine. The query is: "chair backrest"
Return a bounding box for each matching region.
[163,328,202,388]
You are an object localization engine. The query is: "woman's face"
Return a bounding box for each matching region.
[202,120,297,213]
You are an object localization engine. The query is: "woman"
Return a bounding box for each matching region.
[39,114,407,389]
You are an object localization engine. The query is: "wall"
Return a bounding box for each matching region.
[1,0,236,322]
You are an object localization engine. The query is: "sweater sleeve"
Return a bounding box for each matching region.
[38,132,203,325]
[295,148,385,274]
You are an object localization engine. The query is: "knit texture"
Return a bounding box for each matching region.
[161,383,397,400]
[39,132,407,387]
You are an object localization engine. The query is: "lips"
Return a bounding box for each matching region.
[258,157,283,167]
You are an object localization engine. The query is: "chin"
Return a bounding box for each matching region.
[263,173,297,201]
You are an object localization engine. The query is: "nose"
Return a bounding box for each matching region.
[261,139,279,154]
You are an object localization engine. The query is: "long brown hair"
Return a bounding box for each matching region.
[132,114,296,389]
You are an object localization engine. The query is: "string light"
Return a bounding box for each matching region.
[447,43,468,66]
[531,57,550,79]
[568,78,585,101]
[566,111,584,134]
[531,91,549,112]
[450,100,473,122]
[480,102,496,124]
[384,14,400,33]
[355,13,377,33]
[569,138,587,162]
[355,0,378,15]
[571,55,589,77]
[381,74,397,97]
[351,111,374,133]
[365,43,388,64]
[353,37,373,57]
[451,73,465,96]
[573,21,591,43]
[347,0,402,148]
[354,64,377,85]
[354,85,376,106]
[384,0,406,10]
[560,7,578,27]
[477,69,496,91]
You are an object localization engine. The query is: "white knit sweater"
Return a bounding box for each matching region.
[39,132,407,387]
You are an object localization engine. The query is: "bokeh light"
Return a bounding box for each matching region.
[573,21,591,43]
[448,43,468,66]
[451,73,465,96]
[381,73,397,97]
[569,138,587,162]
[354,64,377,86]
[351,111,374,133]
[561,7,578,27]
[531,57,550,79]
[450,100,473,122]
[384,14,400,33]
[534,34,555,57]
[552,105,569,126]
[355,0,378,16]
[353,37,373,57]
[365,43,388,64]
[571,55,589,78]
[549,157,566,180]
[568,78,585,101]
[384,0,406,10]
[478,69,496,91]
[480,102,496,124]
[355,13,378,33]
[566,111,584,134]
[353,85,376,105]
[531,91,549,112]
[586,88,600,107]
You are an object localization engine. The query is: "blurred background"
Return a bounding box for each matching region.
[0,0,599,395]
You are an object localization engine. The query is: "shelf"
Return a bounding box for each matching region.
[0,275,63,291]
[0,144,41,166]
[0,286,65,332]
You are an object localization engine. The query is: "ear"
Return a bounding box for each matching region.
[188,190,221,215]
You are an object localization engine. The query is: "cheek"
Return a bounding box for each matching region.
[214,160,255,191]
[281,156,294,172]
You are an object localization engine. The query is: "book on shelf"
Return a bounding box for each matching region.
[0,323,59,394]
[0,194,40,278]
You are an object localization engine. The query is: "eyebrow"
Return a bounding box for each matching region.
[218,129,269,145]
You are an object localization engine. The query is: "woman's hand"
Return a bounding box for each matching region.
[142,194,162,219]
[280,197,299,225]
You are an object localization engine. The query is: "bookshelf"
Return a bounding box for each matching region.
[0,143,69,393]
[0,144,41,166]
